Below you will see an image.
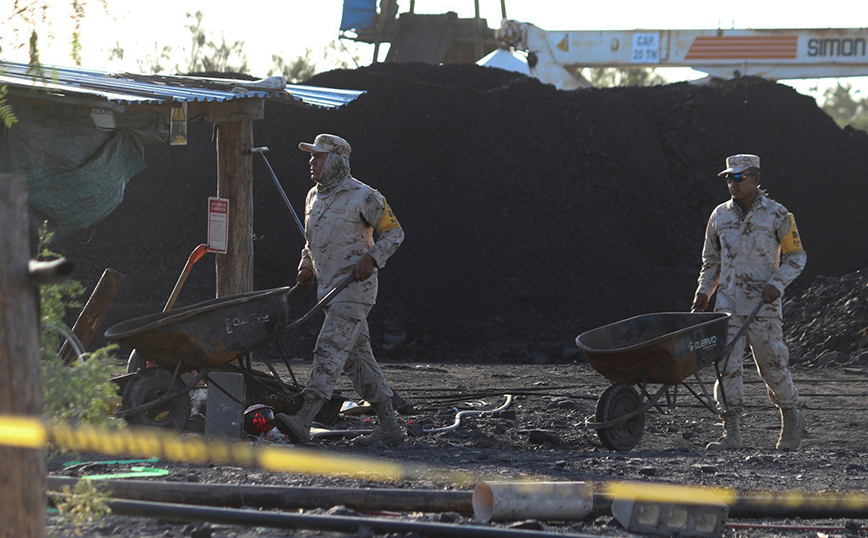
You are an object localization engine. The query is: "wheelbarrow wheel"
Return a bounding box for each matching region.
[595,383,644,451]
[122,368,191,431]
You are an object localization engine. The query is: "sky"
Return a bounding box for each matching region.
[4,0,868,99]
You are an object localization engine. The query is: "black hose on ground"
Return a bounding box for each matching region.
[101,498,601,538]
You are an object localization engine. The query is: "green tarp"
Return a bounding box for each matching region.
[0,103,168,233]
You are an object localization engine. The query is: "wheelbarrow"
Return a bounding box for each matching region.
[575,300,764,451]
[105,274,355,431]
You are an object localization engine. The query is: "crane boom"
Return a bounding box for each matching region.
[493,20,868,89]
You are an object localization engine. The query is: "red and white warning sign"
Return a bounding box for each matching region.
[207,197,229,253]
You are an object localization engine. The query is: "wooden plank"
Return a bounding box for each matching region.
[61,268,125,365]
[215,120,254,297]
[0,173,46,538]
[190,99,265,123]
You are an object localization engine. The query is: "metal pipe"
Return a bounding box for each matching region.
[48,476,615,517]
[727,523,853,531]
[97,498,602,538]
[48,477,472,513]
[594,492,868,519]
[730,495,868,519]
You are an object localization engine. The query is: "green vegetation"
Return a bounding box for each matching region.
[48,479,111,536]
[820,82,868,132]
[584,67,667,87]
[270,40,360,83]
[107,10,249,74]
[2,1,106,67]
[35,226,121,532]
[0,84,17,128]
[36,226,121,427]
[183,11,249,74]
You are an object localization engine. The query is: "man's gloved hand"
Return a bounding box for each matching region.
[297,268,314,288]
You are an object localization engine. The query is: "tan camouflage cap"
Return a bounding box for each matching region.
[298,134,351,159]
[718,154,760,176]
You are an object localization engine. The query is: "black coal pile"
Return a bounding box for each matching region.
[784,268,868,366]
[55,62,868,364]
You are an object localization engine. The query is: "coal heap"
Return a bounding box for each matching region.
[56,62,868,363]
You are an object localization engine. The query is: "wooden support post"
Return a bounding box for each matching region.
[215,119,254,298]
[0,173,46,538]
[61,268,125,364]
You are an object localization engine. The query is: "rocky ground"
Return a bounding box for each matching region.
[48,358,868,538]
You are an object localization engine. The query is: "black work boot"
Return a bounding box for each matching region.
[274,394,325,444]
[355,399,404,447]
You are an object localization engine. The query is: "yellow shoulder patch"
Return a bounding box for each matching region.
[377,200,402,233]
[781,213,803,253]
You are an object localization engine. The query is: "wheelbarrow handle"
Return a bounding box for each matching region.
[715,298,766,364]
[282,273,357,333]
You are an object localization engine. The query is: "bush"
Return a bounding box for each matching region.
[37,226,122,427]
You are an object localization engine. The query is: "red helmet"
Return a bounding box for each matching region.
[244,404,275,435]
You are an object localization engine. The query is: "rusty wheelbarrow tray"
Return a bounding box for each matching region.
[107,286,298,372]
[575,300,763,451]
[106,275,354,431]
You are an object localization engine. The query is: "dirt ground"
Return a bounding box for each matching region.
[48,358,868,538]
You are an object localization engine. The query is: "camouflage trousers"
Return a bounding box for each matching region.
[302,302,394,405]
[713,314,799,414]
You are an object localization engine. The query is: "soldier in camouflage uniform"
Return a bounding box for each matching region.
[692,154,807,451]
[274,134,405,446]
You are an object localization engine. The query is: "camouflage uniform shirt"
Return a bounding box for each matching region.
[299,176,404,305]
[696,191,806,318]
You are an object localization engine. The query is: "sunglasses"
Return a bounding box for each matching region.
[725,172,757,183]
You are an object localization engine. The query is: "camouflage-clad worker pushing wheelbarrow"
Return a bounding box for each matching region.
[692,154,807,451]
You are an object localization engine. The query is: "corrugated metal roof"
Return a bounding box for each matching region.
[0,60,364,110]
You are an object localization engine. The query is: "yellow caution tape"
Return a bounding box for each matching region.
[604,481,868,511]
[0,415,468,484]
[605,481,736,505]
[605,482,737,504]
[0,416,47,449]
[7,415,868,511]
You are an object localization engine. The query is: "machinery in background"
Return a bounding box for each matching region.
[482,20,868,89]
[340,0,501,65]
[339,1,868,90]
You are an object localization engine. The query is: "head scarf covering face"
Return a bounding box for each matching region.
[315,152,351,196]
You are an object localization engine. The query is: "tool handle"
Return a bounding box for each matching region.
[251,147,306,240]
[282,273,356,334]
[716,298,765,364]
[164,244,209,312]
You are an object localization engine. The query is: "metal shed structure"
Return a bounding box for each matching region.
[0,61,364,297]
